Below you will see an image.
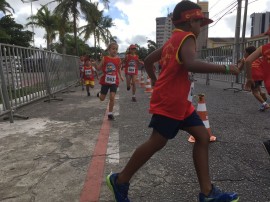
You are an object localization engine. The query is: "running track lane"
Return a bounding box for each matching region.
[80,105,110,202]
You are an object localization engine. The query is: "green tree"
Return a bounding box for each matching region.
[0,0,14,15]
[51,0,110,56]
[0,15,32,47]
[79,6,114,59]
[147,39,157,55]
[26,5,58,50]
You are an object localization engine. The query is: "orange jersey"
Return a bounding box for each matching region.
[82,65,95,81]
[124,54,139,75]
[99,56,121,86]
[149,29,195,120]
[261,43,270,93]
[251,58,264,81]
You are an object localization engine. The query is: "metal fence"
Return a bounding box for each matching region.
[195,38,269,90]
[0,43,80,123]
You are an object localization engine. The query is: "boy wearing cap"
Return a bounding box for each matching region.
[106,1,239,202]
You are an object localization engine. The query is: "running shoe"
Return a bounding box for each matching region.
[108,114,115,120]
[106,173,130,202]
[199,184,239,202]
[132,97,137,102]
[87,92,90,96]
[258,103,270,112]
[127,86,130,91]
[263,140,270,156]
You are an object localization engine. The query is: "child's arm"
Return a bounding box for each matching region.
[237,58,245,72]
[144,48,162,86]
[93,67,99,80]
[95,58,104,71]
[180,36,239,75]
[245,46,262,90]
[118,61,124,81]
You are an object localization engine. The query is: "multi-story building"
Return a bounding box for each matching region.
[156,14,173,48]
[155,0,210,51]
[250,12,270,36]
[196,0,210,51]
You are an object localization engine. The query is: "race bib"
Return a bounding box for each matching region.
[105,75,116,84]
[188,82,194,102]
[85,69,92,75]
[128,66,135,73]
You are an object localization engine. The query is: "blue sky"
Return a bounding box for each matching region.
[5,0,270,52]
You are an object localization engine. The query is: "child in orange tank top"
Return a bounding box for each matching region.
[238,46,269,111]
[245,28,270,111]
[123,44,144,102]
[106,1,240,202]
[96,42,124,120]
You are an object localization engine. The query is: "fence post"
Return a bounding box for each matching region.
[0,46,14,123]
[42,50,63,102]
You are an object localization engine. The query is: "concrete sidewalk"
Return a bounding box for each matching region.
[0,77,269,202]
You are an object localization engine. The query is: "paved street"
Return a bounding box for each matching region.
[0,76,269,202]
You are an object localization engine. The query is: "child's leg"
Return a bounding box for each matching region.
[131,75,137,96]
[98,85,108,101]
[126,75,131,90]
[252,88,265,104]
[109,92,116,113]
[184,125,212,195]
[117,129,167,184]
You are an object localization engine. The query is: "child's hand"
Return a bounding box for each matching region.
[245,79,254,91]
[229,65,240,75]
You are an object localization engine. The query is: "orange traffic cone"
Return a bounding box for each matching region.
[140,74,145,88]
[144,76,153,93]
[188,94,216,143]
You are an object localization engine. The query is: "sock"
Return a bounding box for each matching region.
[263,102,267,105]
[132,95,136,98]
[108,112,113,115]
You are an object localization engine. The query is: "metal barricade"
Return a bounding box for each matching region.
[0,44,79,122]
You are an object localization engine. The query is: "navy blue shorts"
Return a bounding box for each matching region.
[148,111,204,139]
[100,84,118,95]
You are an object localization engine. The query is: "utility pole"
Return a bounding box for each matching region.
[234,0,242,64]
[241,0,249,44]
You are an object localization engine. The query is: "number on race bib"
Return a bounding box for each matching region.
[105,75,116,84]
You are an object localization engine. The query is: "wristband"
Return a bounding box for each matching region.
[224,65,230,74]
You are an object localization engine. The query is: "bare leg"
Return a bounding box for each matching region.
[131,75,136,96]
[117,129,167,184]
[184,126,212,195]
[126,75,131,90]
[109,92,116,113]
[252,88,265,104]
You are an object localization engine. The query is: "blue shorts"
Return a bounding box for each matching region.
[148,111,204,139]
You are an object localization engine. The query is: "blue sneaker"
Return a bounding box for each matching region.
[106,173,130,202]
[199,184,239,202]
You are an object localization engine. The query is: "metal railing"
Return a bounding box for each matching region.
[195,38,269,91]
[0,43,80,122]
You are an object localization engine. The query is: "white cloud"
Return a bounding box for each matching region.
[5,0,270,52]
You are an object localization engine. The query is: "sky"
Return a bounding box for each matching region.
[5,0,270,53]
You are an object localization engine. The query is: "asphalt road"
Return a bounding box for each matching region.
[0,76,269,202]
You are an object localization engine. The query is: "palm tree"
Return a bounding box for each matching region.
[0,0,14,14]
[79,7,114,58]
[55,14,73,54]
[51,0,110,56]
[26,5,58,50]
